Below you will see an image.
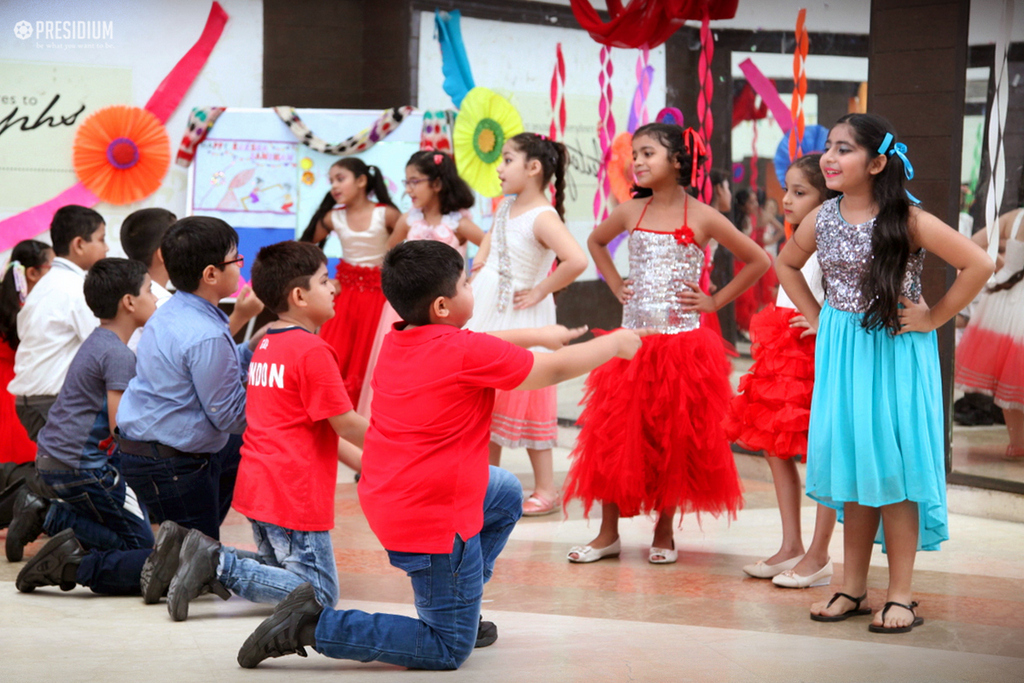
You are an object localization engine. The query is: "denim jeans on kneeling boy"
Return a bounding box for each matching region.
[313,466,523,670]
[40,460,154,552]
[218,519,340,608]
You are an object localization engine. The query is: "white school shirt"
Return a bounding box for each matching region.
[8,257,100,397]
[127,280,172,353]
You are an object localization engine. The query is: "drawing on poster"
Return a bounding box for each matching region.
[192,140,298,219]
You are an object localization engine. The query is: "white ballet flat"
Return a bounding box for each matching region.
[772,559,834,588]
[567,539,621,563]
[648,544,678,565]
[742,554,803,578]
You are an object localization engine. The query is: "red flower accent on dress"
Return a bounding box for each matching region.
[674,225,696,246]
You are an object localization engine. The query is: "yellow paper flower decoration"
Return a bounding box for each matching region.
[453,87,523,197]
[73,105,170,205]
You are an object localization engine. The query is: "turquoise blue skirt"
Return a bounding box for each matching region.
[806,303,948,551]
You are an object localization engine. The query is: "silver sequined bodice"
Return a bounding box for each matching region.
[622,229,703,334]
[815,197,925,313]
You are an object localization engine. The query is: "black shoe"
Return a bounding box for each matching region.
[15,528,84,592]
[140,520,189,604]
[6,486,49,562]
[237,582,322,668]
[476,616,498,648]
[0,478,27,529]
[166,528,230,621]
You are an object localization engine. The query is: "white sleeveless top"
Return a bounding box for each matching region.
[776,252,825,308]
[330,205,389,267]
[994,210,1024,286]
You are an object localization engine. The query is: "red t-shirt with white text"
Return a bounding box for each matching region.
[358,324,533,553]
[232,327,353,531]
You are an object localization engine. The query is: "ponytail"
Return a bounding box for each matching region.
[299,190,336,248]
[365,165,398,210]
[508,133,570,221]
[0,240,52,348]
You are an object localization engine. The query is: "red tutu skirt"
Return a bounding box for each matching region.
[0,341,35,464]
[318,261,386,408]
[723,305,815,460]
[564,326,742,520]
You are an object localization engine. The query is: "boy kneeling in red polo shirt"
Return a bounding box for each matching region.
[154,241,368,621]
[237,240,648,670]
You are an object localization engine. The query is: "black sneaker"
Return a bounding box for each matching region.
[237,582,322,668]
[140,520,189,604]
[476,616,498,648]
[6,486,49,562]
[16,528,84,592]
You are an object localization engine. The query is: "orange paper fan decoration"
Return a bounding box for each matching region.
[609,132,635,204]
[73,105,171,205]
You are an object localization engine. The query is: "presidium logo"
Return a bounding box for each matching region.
[13,20,114,41]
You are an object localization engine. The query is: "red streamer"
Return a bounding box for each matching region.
[789,9,809,162]
[569,0,738,49]
[549,43,566,141]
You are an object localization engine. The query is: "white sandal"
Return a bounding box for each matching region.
[648,544,678,565]
[567,539,621,563]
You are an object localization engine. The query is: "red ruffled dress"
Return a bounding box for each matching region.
[723,254,822,459]
[317,205,390,407]
[564,201,742,519]
[0,339,36,464]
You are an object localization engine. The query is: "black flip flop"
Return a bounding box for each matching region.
[810,591,872,622]
[868,601,924,634]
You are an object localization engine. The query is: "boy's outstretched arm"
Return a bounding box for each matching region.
[490,324,588,350]
[515,328,651,390]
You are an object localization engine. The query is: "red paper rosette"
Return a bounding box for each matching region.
[73,105,171,205]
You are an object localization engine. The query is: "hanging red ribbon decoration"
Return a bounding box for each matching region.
[696,8,715,204]
[549,42,567,141]
[789,9,809,164]
[593,46,616,228]
[0,2,229,248]
[568,0,738,49]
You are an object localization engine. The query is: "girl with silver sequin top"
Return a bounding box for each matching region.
[467,133,588,518]
[776,114,993,633]
[563,123,770,565]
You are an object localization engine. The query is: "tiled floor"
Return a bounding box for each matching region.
[3,370,1024,682]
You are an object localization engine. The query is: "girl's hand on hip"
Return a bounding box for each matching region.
[513,287,546,310]
[897,295,935,334]
[788,312,818,339]
[679,280,715,313]
[614,278,634,305]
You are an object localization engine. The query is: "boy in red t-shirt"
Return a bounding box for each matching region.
[238,240,647,670]
[156,241,369,621]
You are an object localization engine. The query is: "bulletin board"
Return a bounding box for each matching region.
[186,108,423,282]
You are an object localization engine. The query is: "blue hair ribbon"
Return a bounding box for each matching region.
[877,132,920,204]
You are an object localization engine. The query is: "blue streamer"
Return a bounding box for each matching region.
[434,9,475,109]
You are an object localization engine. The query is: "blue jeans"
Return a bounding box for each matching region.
[219,519,339,607]
[119,434,242,540]
[313,466,522,670]
[40,461,153,552]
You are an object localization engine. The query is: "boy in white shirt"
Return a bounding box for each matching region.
[9,205,108,439]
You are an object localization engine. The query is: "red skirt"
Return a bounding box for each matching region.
[318,261,386,408]
[723,305,815,460]
[0,341,35,465]
[563,326,742,520]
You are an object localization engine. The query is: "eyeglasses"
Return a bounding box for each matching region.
[216,255,244,269]
[403,178,429,189]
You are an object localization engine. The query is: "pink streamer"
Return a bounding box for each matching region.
[0,2,229,251]
[697,11,715,316]
[737,58,793,134]
[593,46,615,227]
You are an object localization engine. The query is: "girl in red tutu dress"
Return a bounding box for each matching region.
[302,158,400,408]
[564,124,770,564]
[956,207,1024,459]
[0,241,53,501]
[723,155,839,588]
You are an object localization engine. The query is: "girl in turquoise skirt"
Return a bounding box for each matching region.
[776,114,993,634]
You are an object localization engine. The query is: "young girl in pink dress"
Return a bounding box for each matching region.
[564,124,770,563]
[468,133,588,516]
[302,158,400,408]
[357,151,484,415]
[724,154,838,588]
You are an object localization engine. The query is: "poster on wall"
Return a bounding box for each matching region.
[187,108,421,281]
[0,61,132,212]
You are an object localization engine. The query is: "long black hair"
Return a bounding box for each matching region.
[300,158,398,246]
[835,113,914,335]
[630,123,706,199]
[0,240,53,348]
[508,133,570,221]
[406,151,475,214]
